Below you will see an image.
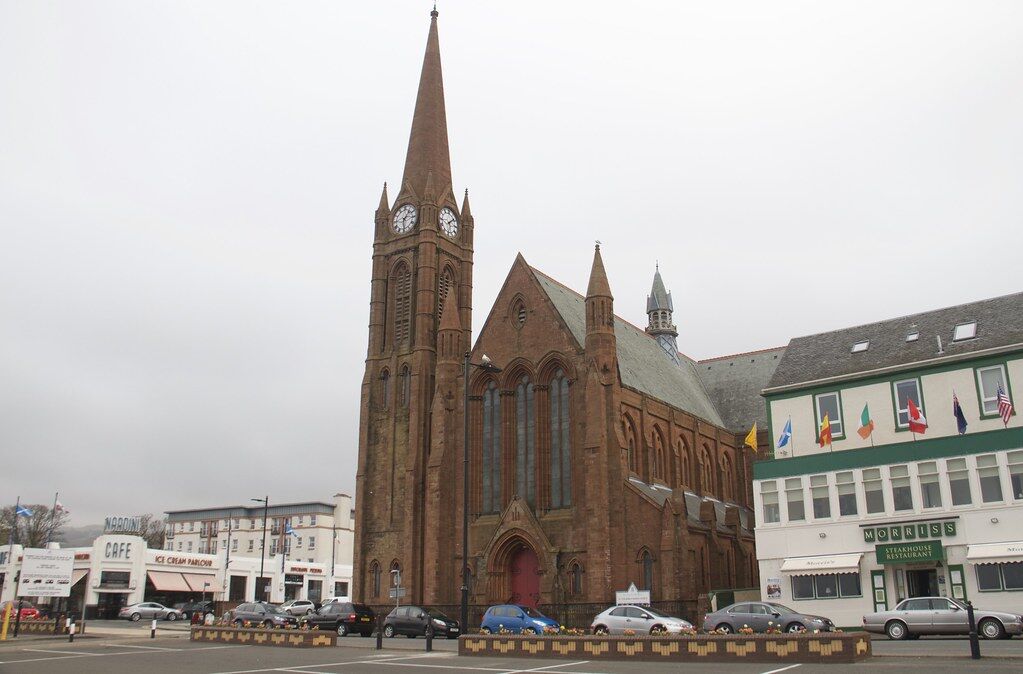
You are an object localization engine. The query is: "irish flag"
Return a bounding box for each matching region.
[908,398,928,434]
[857,403,875,439]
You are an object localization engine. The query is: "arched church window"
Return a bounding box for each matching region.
[678,439,692,487]
[641,550,654,591]
[512,298,527,328]
[399,365,411,408]
[482,381,502,514]
[622,416,638,476]
[515,376,536,506]
[702,447,716,495]
[393,263,412,345]
[571,562,583,594]
[549,370,571,508]
[380,369,390,408]
[652,428,666,482]
[438,267,455,322]
[370,561,381,598]
[720,454,734,502]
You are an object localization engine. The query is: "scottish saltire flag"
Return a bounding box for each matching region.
[776,418,792,448]
[15,505,33,517]
[284,522,297,537]
[952,391,968,435]
[997,384,1014,425]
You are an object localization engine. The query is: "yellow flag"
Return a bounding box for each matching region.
[744,423,758,453]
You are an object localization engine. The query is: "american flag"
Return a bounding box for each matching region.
[997,384,1014,425]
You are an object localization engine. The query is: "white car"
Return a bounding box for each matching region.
[278,599,318,616]
[321,595,351,606]
[590,605,693,635]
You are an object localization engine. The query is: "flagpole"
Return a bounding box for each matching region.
[46,492,58,546]
[6,497,19,577]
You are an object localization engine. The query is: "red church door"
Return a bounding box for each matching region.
[508,547,541,608]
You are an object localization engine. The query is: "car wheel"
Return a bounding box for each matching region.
[337,623,349,637]
[886,620,908,640]
[593,625,609,636]
[785,623,805,633]
[384,624,396,638]
[131,613,141,622]
[715,623,734,634]
[167,613,177,621]
[306,609,313,615]
[980,619,1005,640]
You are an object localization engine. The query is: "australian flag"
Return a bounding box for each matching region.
[953,391,968,435]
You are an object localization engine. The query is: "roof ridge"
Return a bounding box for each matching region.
[698,345,788,363]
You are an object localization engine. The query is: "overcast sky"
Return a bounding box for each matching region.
[2,1,1021,526]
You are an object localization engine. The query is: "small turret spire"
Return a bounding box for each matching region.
[461,188,472,218]
[586,243,613,300]
[645,264,680,367]
[377,182,389,214]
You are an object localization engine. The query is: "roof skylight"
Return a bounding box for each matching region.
[851,340,869,353]
[906,331,919,342]
[953,321,977,341]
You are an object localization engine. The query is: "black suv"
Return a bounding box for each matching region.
[384,605,460,638]
[227,602,298,628]
[300,602,376,637]
[181,600,216,621]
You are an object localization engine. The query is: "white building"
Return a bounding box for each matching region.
[753,293,1022,628]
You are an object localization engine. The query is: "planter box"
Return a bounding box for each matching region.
[14,619,85,635]
[190,626,336,648]
[459,633,871,664]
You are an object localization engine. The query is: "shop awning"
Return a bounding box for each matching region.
[780,553,863,575]
[182,573,217,593]
[71,569,88,586]
[147,571,192,593]
[967,541,1023,565]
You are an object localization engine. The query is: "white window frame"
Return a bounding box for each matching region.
[893,378,923,429]
[976,365,1009,417]
[814,392,845,439]
[953,321,977,341]
[851,340,869,353]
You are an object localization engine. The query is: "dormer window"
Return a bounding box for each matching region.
[905,331,919,342]
[851,340,869,353]
[953,321,977,341]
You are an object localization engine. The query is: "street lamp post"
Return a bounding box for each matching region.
[251,496,269,601]
[461,353,501,633]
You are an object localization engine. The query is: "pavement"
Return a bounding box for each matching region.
[0,632,1019,674]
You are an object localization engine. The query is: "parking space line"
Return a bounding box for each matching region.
[108,643,180,651]
[500,662,590,674]
[210,654,439,674]
[759,665,802,674]
[21,648,104,656]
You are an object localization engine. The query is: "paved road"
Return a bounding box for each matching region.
[0,634,1021,674]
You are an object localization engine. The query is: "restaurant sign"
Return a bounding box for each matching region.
[876,540,945,565]
[863,520,956,543]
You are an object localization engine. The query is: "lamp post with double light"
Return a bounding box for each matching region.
[461,353,501,633]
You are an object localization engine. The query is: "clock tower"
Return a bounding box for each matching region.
[353,8,474,604]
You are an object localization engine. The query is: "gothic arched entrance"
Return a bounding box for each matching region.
[508,546,541,608]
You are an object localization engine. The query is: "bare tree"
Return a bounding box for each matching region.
[137,514,167,549]
[0,505,70,549]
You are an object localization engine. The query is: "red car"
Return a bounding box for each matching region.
[0,600,41,620]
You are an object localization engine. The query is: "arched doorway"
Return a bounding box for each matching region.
[508,546,541,608]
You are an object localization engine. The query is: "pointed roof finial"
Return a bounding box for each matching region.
[439,288,461,332]
[647,264,672,312]
[377,181,389,213]
[586,243,613,299]
[461,188,472,218]
[432,2,438,18]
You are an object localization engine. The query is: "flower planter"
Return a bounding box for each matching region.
[12,619,85,635]
[190,626,336,648]
[459,632,871,664]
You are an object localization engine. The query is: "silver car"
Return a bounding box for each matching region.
[702,601,834,633]
[590,605,693,635]
[862,596,1023,640]
[118,602,183,621]
[278,599,317,616]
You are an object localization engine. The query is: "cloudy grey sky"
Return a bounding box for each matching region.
[2,1,1021,526]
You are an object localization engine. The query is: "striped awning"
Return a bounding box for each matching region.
[967,541,1023,564]
[182,573,217,593]
[780,553,863,575]
[147,571,191,592]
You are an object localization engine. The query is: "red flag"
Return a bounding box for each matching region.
[907,398,928,434]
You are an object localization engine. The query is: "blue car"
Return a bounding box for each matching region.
[480,604,559,634]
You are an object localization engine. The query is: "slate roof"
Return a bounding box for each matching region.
[532,268,725,427]
[767,292,1023,391]
[696,347,787,432]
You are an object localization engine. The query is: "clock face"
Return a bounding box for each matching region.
[439,208,458,238]
[393,204,418,234]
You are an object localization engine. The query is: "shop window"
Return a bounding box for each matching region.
[811,475,831,518]
[947,458,972,505]
[863,468,885,514]
[977,454,1003,502]
[1007,450,1023,500]
[893,379,923,429]
[918,461,942,508]
[785,478,805,521]
[890,465,913,511]
[836,472,857,516]
[760,481,780,524]
[977,562,1023,592]
[791,573,861,600]
[976,365,1009,417]
[814,392,844,439]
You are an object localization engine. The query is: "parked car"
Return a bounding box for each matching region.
[702,602,834,634]
[118,602,183,622]
[300,601,376,636]
[321,595,350,607]
[0,600,41,620]
[383,605,460,638]
[863,596,1023,640]
[481,605,560,634]
[278,599,318,616]
[180,600,216,620]
[590,605,693,635]
[225,602,299,628]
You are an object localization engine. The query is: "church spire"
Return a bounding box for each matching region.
[645,265,680,367]
[400,9,452,202]
[586,243,613,300]
[376,182,390,215]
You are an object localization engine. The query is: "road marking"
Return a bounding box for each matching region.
[21,648,104,656]
[108,643,180,651]
[210,654,433,674]
[759,665,802,674]
[501,662,590,674]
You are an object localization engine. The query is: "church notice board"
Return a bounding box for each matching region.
[18,548,75,598]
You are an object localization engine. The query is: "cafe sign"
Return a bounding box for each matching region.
[863,520,956,543]
[876,540,945,565]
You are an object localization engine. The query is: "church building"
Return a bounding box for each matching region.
[353,9,782,624]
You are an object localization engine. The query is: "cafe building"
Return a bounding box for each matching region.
[753,293,1023,627]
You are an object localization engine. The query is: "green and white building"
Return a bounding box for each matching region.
[753,292,1022,627]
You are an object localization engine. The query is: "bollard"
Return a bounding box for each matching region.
[151,619,157,639]
[376,616,383,650]
[13,600,23,638]
[966,601,981,659]
[425,624,433,652]
[69,621,75,643]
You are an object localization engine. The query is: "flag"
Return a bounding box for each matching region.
[776,418,792,449]
[907,398,928,434]
[997,384,1014,425]
[15,505,33,517]
[284,523,297,537]
[55,501,69,515]
[952,391,968,435]
[818,414,832,447]
[857,403,875,439]
[744,423,758,453]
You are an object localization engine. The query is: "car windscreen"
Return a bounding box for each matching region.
[948,598,967,610]
[522,607,544,618]
[642,607,671,619]
[765,603,797,614]
[426,608,450,619]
